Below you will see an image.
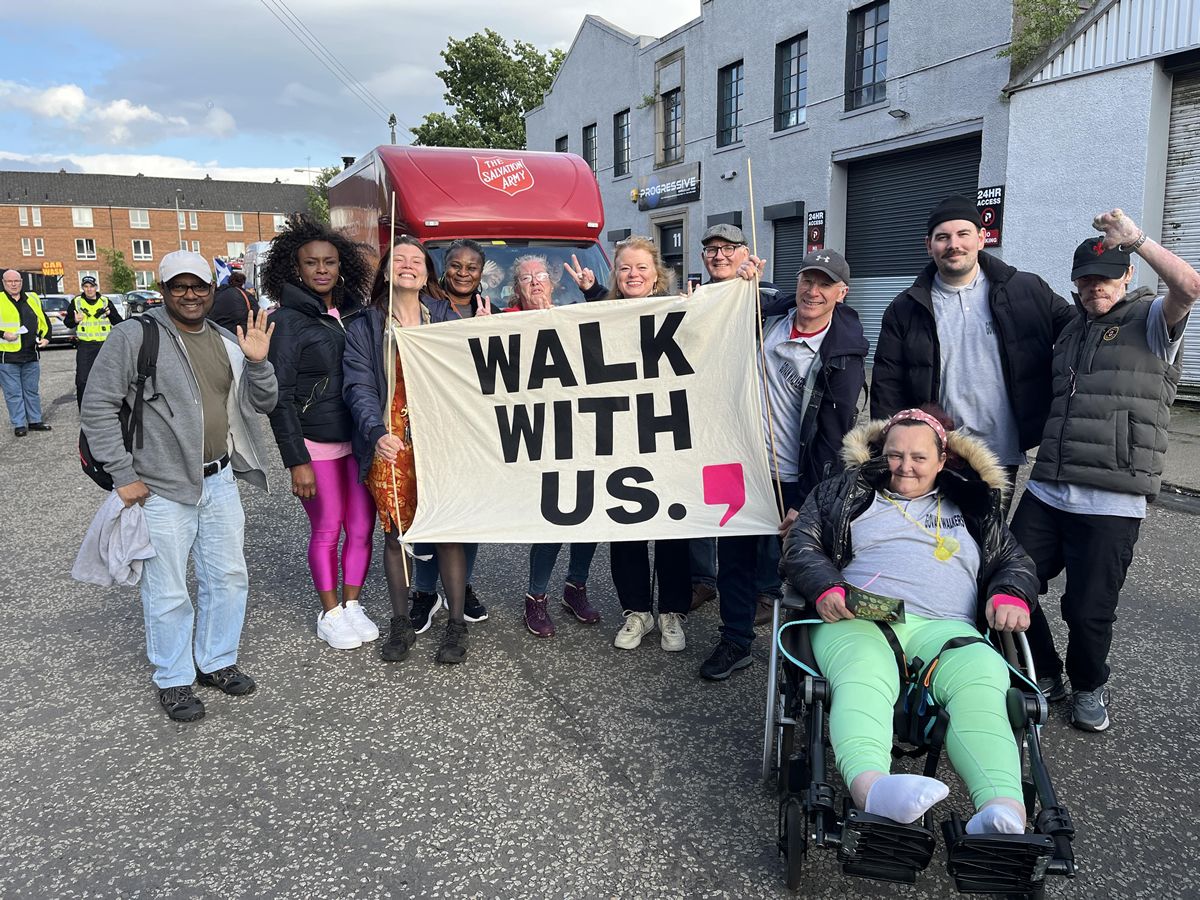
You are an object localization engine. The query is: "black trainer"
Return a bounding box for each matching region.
[700,638,752,681]
[463,584,489,623]
[382,615,417,662]
[197,664,257,696]
[410,591,442,634]
[436,619,469,664]
[159,685,205,722]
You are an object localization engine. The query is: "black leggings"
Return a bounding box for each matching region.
[383,533,467,622]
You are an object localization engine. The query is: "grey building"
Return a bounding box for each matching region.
[525,0,1016,348]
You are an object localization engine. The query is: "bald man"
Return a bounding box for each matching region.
[0,269,51,436]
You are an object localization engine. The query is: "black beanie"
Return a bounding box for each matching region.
[926,194,983,234]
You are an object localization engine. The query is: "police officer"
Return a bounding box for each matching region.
[64,275,123,407]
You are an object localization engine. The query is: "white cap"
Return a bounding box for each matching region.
[159,250,212,285]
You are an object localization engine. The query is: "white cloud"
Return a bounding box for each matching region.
[0,150,307,184]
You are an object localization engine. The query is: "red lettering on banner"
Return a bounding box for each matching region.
[474,155,535,196]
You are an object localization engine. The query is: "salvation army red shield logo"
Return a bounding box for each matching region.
[474,155,534,196]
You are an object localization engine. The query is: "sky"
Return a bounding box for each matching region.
[0,1,698,185]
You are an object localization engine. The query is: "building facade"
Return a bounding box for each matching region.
[525,0,1016,347]
[0,171,309,294]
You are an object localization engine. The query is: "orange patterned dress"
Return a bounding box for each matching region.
[366,347,418,534]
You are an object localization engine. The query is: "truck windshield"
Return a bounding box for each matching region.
[426,241,611,309]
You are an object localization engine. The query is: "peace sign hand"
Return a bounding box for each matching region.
[475,293,493,317]
[563,254,596,291]
[236,308,275,362]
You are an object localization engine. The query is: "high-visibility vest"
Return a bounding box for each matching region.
[0,291,47,353]
[73,295,111,342]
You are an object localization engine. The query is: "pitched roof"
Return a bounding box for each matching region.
[0,170,310,214]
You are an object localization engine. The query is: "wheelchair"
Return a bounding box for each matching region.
[761,585,1076,896]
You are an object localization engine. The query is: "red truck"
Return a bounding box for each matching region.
[327,146,610,307]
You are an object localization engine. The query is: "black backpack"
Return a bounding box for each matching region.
[79,316,161,491]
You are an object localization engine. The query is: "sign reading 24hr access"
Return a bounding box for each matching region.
[976,186,1005,247]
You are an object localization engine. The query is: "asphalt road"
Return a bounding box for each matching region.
[3,349,1198,899]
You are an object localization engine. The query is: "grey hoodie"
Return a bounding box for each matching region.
[81,307,278,504]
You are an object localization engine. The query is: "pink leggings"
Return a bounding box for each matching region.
[300,455,376,592]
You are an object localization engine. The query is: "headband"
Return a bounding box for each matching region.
[883,408,947,447]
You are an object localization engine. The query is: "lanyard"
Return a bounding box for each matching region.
[882,492,960,561]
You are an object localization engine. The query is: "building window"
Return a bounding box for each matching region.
[135,271,155,289]
[31,207,41,227]
[613,109,631,178]
[34,238,44,257]
[847,0,889,110]
[227,242,245,257]
[224,212,244,231]
[717,61,744,147]
[273,214,287,232]
[129,208,151,229]
[177,211,186,230]
[78,270,99,289]
[18,207,27,226]
[189,211,198,230]
[75,238,97,260]
[192,241,201,252]
[775,34,809,130]
[132,239,153,261]
[582,124,598,174]
[555,135,568,153]
[662,88,682,164]
[21,238,31,256]
[72,207,94,228]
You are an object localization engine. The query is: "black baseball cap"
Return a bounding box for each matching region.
[927,194,983,235]
[81,275,97,286]
[1070,237,1131,280]
[800,249,851,284]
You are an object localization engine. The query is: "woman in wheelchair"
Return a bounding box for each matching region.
[781,406,1039,836]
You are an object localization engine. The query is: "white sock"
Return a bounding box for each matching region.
[966,801,1025,835]
[864,774,949,824]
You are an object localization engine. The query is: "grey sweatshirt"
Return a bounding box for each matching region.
[80,307,278,504]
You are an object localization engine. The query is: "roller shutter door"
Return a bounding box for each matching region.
[772,217,806,293]
[843,136,982,355]
[1160,74,1200,386]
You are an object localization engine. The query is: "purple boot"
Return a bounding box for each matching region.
[524,593,556,638]
[561,581,601,624]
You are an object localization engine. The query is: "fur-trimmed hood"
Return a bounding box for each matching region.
[839,418,1010,497]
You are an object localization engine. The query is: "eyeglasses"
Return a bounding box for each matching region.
[516,272,551,285]
[702,244,744,259]
[167,282,212,298]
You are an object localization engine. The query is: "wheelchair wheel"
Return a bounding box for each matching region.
[783,797,807,889]
[776,721,794,796]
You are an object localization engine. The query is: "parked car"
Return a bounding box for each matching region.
[103,293,128,319]
[124,290,163,315]
[36,294,76,347]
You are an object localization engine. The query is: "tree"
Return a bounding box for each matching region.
[1001,0,1093,73]
[412,29,565,150]
[101,247,136,293]
[307,164,342,225]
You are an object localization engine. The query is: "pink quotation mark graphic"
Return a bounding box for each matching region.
[703,463,746,527]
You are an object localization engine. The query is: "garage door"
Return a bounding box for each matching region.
[772,216,806,293]
[843,136,982,356]
[1160,74,1200,386]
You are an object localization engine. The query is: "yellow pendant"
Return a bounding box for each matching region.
[934,536,960,561]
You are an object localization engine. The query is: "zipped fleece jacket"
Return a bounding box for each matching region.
[870,251,1075,450]
[80,307,278,504]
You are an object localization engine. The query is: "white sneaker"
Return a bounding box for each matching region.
[614,611,655,650]
[342,600,380,642]
[317,607,362,650]
[658,612,686,652]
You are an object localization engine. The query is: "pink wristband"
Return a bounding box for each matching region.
[816,585,846,607]
[991,593,1029,614]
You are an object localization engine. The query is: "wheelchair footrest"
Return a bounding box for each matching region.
[838,801,937,884]
[942,814,1056,894]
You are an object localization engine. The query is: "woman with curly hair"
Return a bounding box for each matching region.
[343,236,472,664]
[263,214,379,651]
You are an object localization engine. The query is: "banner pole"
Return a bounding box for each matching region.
[385,192,411,586]
[747,157,786,520]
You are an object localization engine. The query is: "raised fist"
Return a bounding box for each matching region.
[1092,209,1142,250]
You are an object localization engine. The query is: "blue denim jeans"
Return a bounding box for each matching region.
[0,360,43,428]
[413,543,479,593]
[528,542,597,596]
[690,535,782,598]
[689,537,717,588]
[139,465,249,688]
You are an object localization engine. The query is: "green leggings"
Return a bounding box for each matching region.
[810,613,1022,808]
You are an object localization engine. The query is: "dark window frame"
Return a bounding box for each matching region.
[846,0,890,111]
[775,34,809,131]
[554,134,568,153]
[717,60,744,147]
[613,109,631,177]
[582,123,598,174]
[662,88,683,164]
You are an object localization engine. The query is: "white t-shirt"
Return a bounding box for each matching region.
[760,311,828,483]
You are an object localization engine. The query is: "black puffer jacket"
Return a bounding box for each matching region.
[870,251,1074,451]
[266,283,363,468]
[781,419,1038,630]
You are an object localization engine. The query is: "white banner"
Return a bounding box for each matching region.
[396,278,778,543]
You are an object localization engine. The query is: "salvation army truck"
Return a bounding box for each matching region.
[327,145,610,307]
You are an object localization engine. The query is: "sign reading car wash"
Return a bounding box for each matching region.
[806,210,826,254]
[41,261,64,277]
[976,186,1005,247]
[637,162,701,211]
[474,155,535,196]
